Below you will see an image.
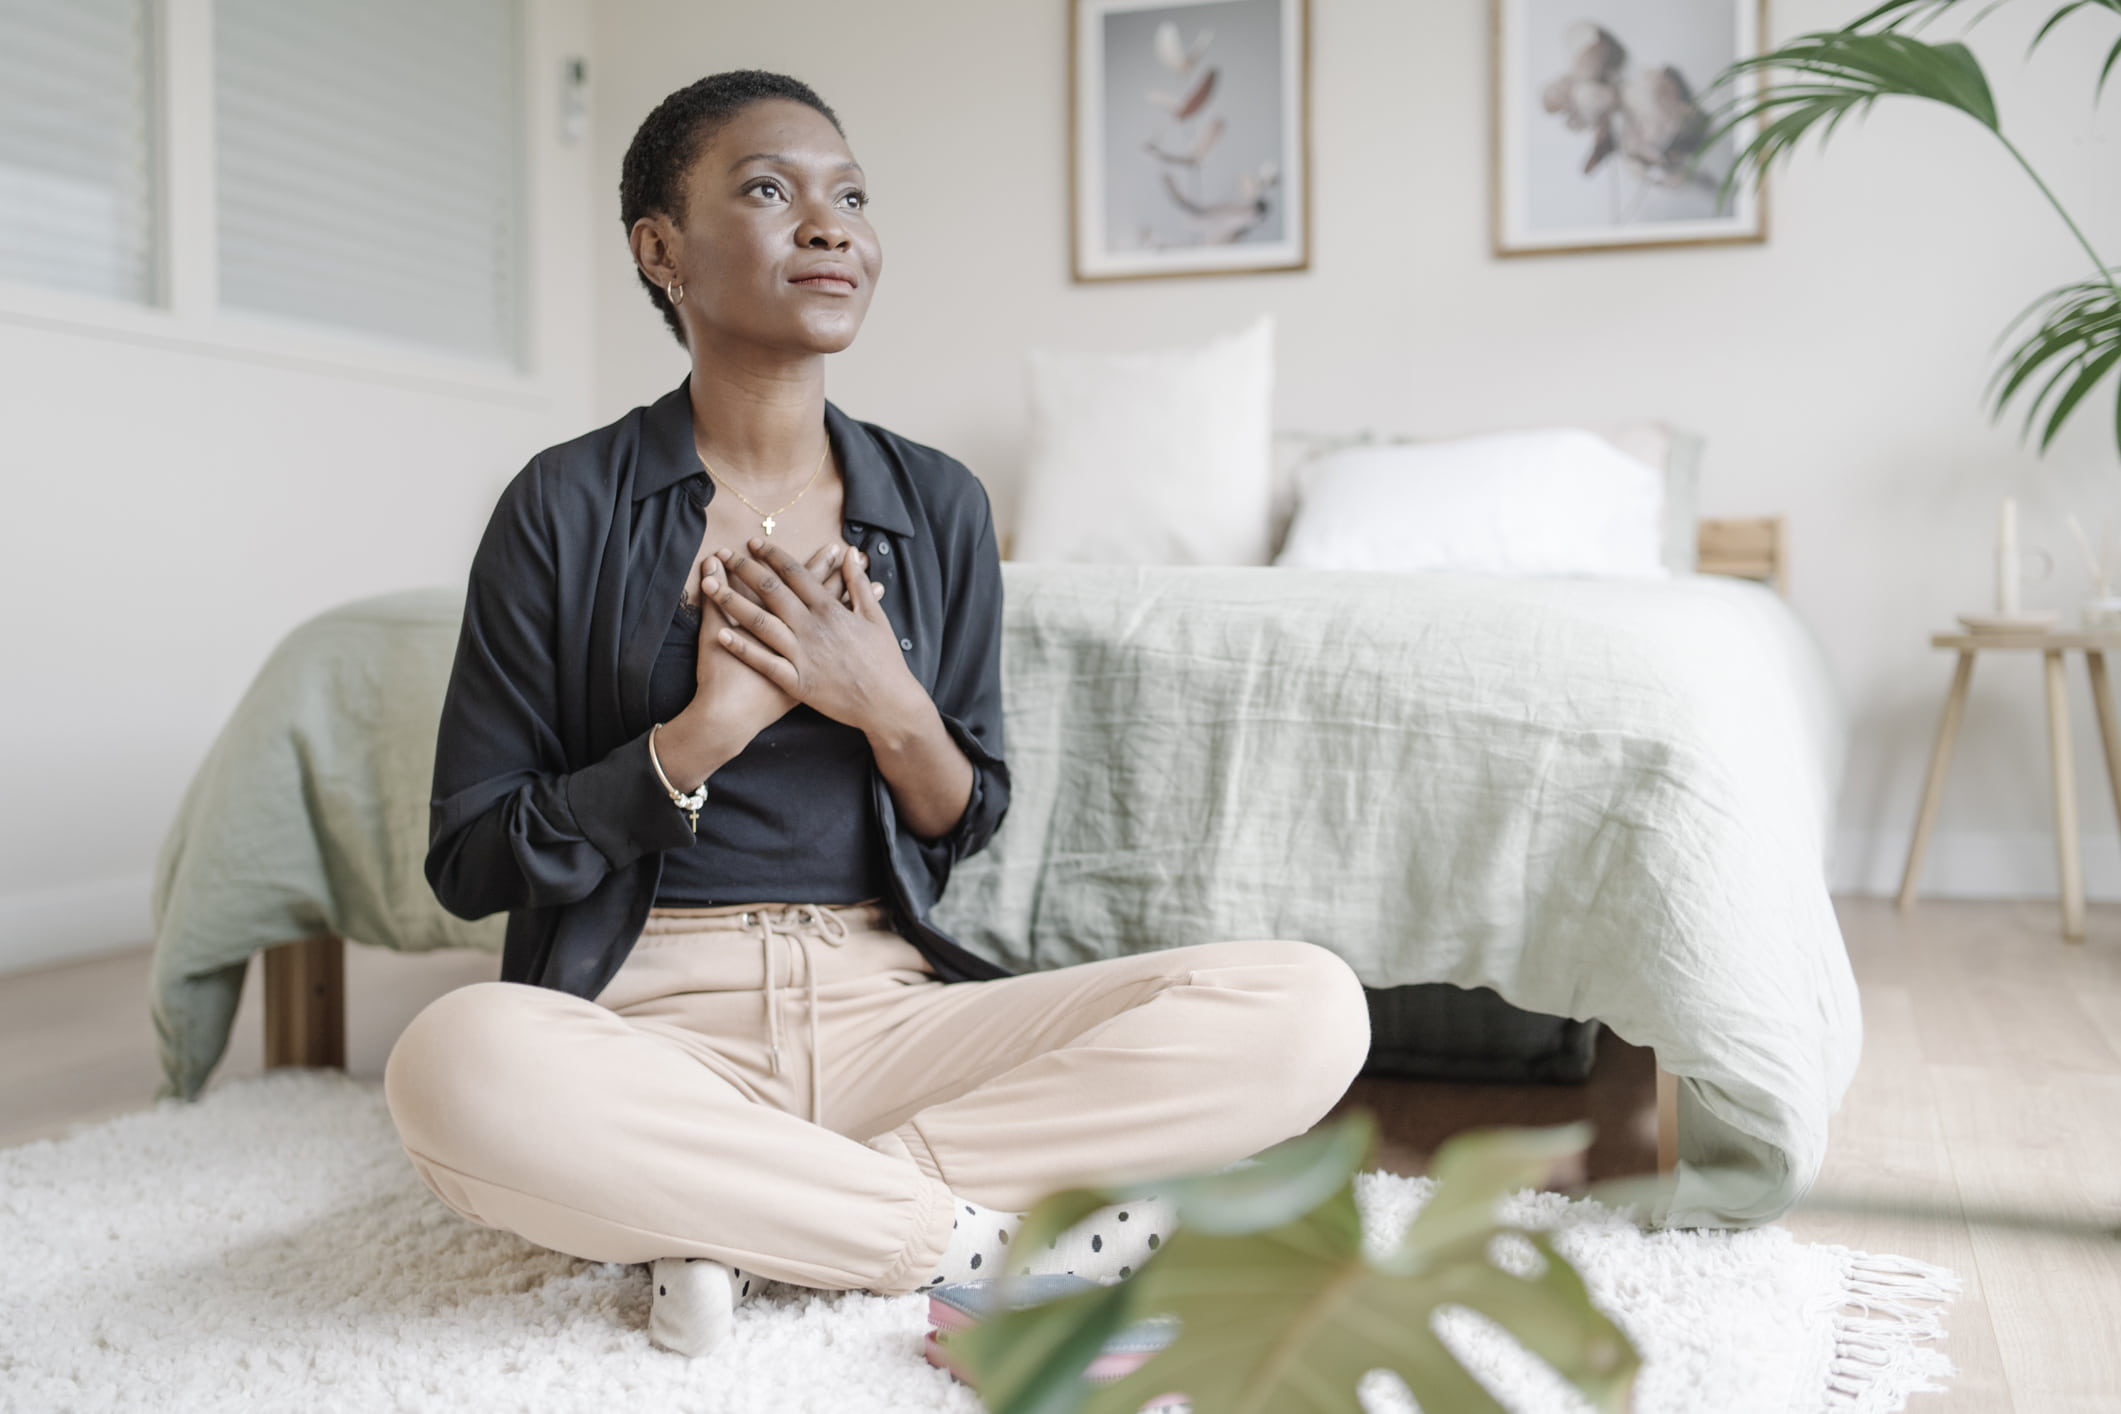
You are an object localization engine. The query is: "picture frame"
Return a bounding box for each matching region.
[1069,0,1311,282]
[1492,0,1769,257]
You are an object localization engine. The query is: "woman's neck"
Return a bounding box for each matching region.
[685,334,830,486]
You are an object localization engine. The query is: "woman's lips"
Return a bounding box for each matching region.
[791,275,857,293]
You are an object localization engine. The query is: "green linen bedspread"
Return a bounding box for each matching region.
[149,564,1854,1229]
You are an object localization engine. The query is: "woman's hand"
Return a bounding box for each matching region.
[705,536,924,736]
[687,552,800,742]
[707,535,976,840]
[658,541,878,791]
[688,538,882,739]
[708,539,883,617]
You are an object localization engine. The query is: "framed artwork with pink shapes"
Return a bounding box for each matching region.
[1069,0,1311,281]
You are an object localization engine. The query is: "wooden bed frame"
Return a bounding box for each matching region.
[260,516,1791,1180]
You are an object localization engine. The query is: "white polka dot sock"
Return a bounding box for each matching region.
[914,1191,1178,1291]
[648,1256,763,1358]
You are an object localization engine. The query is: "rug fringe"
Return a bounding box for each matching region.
[1817,1250,1961,1413]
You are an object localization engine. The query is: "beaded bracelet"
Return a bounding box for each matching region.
[648,721,709,831]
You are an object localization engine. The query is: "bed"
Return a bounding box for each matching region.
[146,501,1853,1230]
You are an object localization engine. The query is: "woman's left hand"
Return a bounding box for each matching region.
[704,536,926,734]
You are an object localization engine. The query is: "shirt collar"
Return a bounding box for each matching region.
[633,375,917,538]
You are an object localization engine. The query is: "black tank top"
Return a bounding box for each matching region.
[648,597,890,906]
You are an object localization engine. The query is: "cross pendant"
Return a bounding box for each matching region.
[761,515,777,535]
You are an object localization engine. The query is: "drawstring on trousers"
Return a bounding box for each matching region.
[752,903,853,1126]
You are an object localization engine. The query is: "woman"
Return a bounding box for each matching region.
[382,69,1372,1359]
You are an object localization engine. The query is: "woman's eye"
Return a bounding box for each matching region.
[750,179,783,200]
[841,189,868,210]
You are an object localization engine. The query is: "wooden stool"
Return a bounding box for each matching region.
[1898,629,2121,941]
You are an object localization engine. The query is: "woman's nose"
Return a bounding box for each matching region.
[796,208,851,250]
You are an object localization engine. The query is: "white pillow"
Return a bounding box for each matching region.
[1272,428,1669,578]
[1011,315,1274,566]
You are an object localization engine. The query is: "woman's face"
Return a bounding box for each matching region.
[648,97,881,355]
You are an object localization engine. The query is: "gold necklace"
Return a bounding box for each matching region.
[697,439,830,536]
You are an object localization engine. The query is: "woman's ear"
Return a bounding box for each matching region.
[630,214,681,289]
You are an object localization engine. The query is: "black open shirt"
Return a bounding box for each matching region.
[424,375,1018,998]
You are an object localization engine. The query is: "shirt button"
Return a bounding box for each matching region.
[899,637,913,650]
[875,541,891,556]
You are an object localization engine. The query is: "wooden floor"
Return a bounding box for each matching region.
[2,897,2115,1411]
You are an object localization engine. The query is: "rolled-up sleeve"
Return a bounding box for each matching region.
[425,461,696,921]
[908,481,1010,872]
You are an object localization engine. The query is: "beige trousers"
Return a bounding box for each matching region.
[382,899,1372,1295]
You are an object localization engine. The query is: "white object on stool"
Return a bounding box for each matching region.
[1957,611,2059,634]
[1998,496,2021,615]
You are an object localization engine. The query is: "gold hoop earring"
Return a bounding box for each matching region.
[666,279,685,304]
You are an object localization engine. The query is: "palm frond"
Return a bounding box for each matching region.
[1857,0,2121,87]
[1850,0,2120,39]
[1697,2,2121,465]
[2028,0,2121,87]
[1983,277,2121,456]
[1697,34,1997,211]
[1842,0,2016,34]
[1842,0,1955,31]
[2033,1,2098,47]
[2041,346,2121,451]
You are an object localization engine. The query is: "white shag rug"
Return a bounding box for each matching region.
[1,1070,1956,1413]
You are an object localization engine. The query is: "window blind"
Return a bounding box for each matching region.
[0,0,156,302]
[214,0,524,365]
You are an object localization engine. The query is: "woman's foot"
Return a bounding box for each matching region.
[915,1192,1179,1291]
[648,1257,763,1357]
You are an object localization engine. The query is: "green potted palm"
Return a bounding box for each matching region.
[1702,0,2120,460]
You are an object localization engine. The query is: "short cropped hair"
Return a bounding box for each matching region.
[619,70,845,347]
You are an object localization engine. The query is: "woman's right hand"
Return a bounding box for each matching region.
[658,541,885,789]
[685,540,878,733]
[688,551,803,741]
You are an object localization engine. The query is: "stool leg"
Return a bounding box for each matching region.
[1898,650,1977,911]
[2085,651,2121,841]
[2044,650,2087,942]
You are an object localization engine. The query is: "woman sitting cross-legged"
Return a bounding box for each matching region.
[381,67,1373,1360]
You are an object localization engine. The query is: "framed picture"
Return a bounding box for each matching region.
[1069,0,1311,282]
[1492,0,1769,256]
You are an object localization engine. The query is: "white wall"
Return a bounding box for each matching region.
[590,0,2121,903]
[0,0,600,973]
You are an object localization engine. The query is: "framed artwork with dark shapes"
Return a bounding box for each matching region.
[1069,0,1311,282]
[1492,0,1769,256]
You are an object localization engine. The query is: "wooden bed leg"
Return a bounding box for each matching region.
[263,935,347,1071]
[1655,1064,1679,1175]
